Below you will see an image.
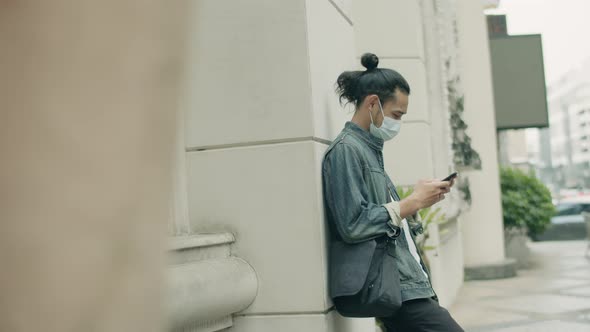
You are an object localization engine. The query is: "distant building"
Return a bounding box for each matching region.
[498,129,536,172]
[545,60,590,189]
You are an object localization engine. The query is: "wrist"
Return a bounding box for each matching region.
[408,193,423,211]
[400,194,421,218]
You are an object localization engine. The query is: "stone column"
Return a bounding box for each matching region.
[0,1,188,331]
[181,1,365,331]
[455,0,516,278]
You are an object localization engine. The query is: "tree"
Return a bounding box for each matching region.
[500,167,555,237]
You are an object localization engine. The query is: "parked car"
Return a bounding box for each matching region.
[534,197,590,241]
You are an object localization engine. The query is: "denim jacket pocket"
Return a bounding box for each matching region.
[394,251,416,282]
[393,244,428,282]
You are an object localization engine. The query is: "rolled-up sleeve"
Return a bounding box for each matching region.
[383,201,402,227]
[323,143,399,243]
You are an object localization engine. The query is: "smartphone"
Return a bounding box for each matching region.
[442,172,458,182]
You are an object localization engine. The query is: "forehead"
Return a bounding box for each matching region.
[390,89,409,109]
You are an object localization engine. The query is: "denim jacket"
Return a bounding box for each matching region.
[322,122,436,302]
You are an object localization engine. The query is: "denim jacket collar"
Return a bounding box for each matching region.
[344,121,384,152]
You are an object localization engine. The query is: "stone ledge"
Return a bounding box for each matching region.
[169,233,235,265]
[464,258,517,281]
[169,233,235,251]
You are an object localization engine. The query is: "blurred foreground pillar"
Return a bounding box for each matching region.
[0,1,188,331]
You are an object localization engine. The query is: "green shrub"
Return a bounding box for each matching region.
[500,167,555,237]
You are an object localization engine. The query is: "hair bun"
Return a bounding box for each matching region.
[361,53,379,71]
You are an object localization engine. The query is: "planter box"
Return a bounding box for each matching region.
[504,228,532,269]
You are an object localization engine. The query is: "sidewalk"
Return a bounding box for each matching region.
[449,240,590,331]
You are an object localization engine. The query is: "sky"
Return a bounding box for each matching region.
[486,0,590,85]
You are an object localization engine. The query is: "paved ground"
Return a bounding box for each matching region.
[449,240,590,331]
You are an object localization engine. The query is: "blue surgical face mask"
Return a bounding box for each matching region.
[369,98,401,141]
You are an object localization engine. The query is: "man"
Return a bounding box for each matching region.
[322,53,464,332]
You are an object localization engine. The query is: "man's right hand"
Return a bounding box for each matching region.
[399,179,450,219]
[412,179,451,209]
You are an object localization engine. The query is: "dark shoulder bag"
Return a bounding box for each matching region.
[329,234,402,318]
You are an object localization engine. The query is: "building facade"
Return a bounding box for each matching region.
[173,1,512,331]
[0,1,513,332]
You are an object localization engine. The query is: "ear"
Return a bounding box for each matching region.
[364,94,379,109]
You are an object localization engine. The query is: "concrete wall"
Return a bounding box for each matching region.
[182,1,369,331]
[354,0,434,186]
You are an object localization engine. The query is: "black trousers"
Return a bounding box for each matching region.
[379,298,464,332]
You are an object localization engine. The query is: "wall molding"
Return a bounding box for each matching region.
[167,233,258,332]
[186,136,331,152]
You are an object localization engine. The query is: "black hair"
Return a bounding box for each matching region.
[336,53,410,108]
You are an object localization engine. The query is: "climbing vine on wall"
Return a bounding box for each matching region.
[447,70,482,171]
[446,60,481,206]
[432,1,480,210]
